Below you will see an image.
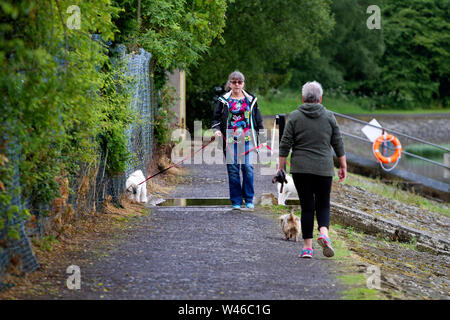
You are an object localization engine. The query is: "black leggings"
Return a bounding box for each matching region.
[292,173,332,239]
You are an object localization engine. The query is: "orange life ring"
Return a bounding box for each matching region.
[372,134,402,164]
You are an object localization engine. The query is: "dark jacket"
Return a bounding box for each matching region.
[212,89,264,146]
[279,103,345,176]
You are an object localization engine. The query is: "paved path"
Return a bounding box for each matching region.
[56,163,344,299]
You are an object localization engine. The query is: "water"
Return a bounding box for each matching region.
[262,115,449,184]
[157,198,300,206]
[341,135,449,184]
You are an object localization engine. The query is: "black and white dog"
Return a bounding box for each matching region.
[272,169,297,205]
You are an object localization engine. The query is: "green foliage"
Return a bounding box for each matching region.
[112,0,229,138]
[0,0,131,240]
[188,0,449,123]
[0,0,228,244]
[258,87,450,115]
[1,0,228,243]
[97,59,135,176]
[139,0,227,70]
[0,152,31,240]
[291,0,449,110]
[32,235,59,252]
[192,0,334,92]
[290,0,384,92]
[270,205,291,215]
[154,84,177,145]
[377,0,450,109]
[113,0,228,70]
[339,278,382,300]
[186,0,334,127]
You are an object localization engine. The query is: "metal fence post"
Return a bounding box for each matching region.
[444,153,450,179]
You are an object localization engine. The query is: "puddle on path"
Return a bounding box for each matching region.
[157,198,300,206]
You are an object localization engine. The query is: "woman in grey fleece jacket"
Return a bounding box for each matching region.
[278,81,347,259]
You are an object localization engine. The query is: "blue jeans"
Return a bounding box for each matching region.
[226,141,254,206]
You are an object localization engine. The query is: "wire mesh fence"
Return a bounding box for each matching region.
[0,132,40,290]
[124,47,155,179]
[0,46,157,287]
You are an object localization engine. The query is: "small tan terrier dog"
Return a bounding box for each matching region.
[279,210,301,242]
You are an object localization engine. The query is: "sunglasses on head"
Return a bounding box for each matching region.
[231,80,243,85]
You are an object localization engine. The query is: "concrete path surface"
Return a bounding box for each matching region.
[48,163,345,299]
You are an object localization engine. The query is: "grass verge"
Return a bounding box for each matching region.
[329,224,386,300]
[258,89,450,115]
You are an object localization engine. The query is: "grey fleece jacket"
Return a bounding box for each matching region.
[279,103,345,177]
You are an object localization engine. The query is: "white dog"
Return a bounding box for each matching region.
[126,170,148,203]
[277,174,297,205]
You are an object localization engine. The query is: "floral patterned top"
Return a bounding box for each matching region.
[227,97,251,141]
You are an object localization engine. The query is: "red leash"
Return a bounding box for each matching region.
[220,134,272,156]
[220,134,289,165]
[138,136,216,185]
[138,134,289,185]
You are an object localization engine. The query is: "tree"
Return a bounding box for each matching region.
[378,0,449,108]
[0,0,131,237]
[289,0,385,93]
[186,0,335,127]
[113,0,228,71]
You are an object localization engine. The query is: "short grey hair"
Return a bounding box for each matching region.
[302,81,323,103]
[225,70,245,91]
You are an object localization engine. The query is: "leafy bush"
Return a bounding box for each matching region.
[0,0,127,239]
[1,0,229,241]
[154,84,177,145]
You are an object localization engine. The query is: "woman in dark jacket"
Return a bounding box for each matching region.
[278,81,347,258]
[212,71,264,210]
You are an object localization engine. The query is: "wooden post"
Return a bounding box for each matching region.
[167,69,186,130]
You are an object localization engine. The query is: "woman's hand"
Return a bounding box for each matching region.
[278,156,287,173]
[338,167,347,183]
[338,155,347,183]
[214,130,222,137]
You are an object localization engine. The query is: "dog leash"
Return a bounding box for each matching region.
[219,133,275,156]
[220,134,292,165]
[138,134,289,185]
[219,134,291,168]
[137,136,216,185]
